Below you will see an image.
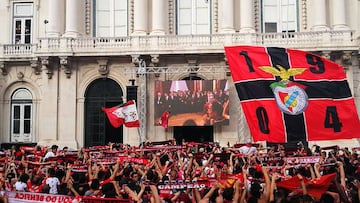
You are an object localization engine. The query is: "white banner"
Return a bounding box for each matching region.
[5,191,76,203]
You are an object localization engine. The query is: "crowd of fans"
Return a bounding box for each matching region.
[0,140,360,203]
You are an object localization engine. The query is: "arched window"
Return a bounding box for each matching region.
[84,78,123,147]
[11,88,33,142]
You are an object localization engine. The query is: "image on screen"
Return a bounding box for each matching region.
[154,80,230,126]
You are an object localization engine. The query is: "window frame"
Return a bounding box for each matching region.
[93,0,128,37]
[12,2,33,44]
[261,0,298,33]
[10,88,33,143]
[175,0,212,35]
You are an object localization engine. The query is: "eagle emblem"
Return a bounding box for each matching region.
[259,65,308,115]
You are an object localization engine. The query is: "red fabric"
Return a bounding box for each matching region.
[159,111,170,128]
[241,100,286,142]
[276,173,336,199]
[102,100,140,128]
[14,151,23,157]
[224,45,360,142]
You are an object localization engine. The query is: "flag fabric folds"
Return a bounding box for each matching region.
[101,100,140,128]
[276,173,336,199]
[159,111,170,128]
[224,45,360,143]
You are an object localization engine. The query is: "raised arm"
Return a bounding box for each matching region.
[269,173,278,202]
[297,174,307,195]
[240,167,248,203]
[337,161,346,188]
[199,182,219,203]
[307,164,316,180]
[232,180,241,203]
[313,163,322,179]
[261,167,271,203]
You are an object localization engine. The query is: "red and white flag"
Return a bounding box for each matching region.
[101,100,140,128]
[159,111,170,128]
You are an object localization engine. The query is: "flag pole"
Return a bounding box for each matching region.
[137,128,142,146]
[133,99,143,146]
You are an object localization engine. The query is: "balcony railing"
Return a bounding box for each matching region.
[0,30,357,59]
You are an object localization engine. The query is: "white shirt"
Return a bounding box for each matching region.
[46,177,60,194]
[14,181,27,191]
[44,151,55,160]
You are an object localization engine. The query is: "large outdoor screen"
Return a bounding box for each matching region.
[154,80,230,126]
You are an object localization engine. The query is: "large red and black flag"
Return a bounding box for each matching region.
[224,46,360,143]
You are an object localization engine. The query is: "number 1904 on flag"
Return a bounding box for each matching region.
[225,46,360,143]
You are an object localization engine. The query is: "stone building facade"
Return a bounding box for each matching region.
[0,0,359,149]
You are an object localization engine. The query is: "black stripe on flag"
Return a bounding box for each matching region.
[267,47,307,143]
[235,80,352,101]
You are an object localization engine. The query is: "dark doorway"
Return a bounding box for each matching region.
[173,75,214,144]
[84,78,123,147]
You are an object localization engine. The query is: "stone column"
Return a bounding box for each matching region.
[58,58,78,149]
[47,0,65,37]
[331,0,349,30]
[133,0,148,35]
[310,0,329,31]
[220,0,235,33]
[151,0,165,35]
[239,0,255,33]
[63,0,84,37]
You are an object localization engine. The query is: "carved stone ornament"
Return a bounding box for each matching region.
[60,56,71,78]
[41,57,53,79]
[151,55,159,66]
[342,51,352,66]
[321,51,331,60]
[17,72,24,80]
[30,58,41,75]
[97,59,109,76]
[185,55,198,66]
[0,62,7,76]
[131,55,141,65]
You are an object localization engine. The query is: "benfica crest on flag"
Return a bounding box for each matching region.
[224,45,360,143]
[101,100,140,128]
